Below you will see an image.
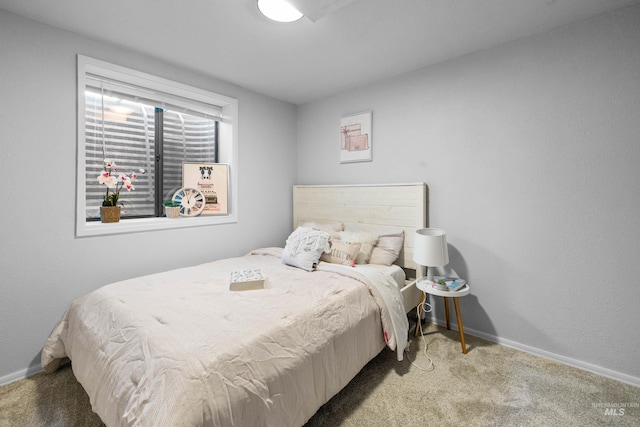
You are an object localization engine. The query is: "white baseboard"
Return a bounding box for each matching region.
[0,364,43,387]
[423,315,640,388]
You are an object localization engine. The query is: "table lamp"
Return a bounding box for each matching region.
[413,228,449,291]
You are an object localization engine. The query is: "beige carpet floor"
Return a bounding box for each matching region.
[1,324,639,426]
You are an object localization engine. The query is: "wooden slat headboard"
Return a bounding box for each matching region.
[293,183,428,275]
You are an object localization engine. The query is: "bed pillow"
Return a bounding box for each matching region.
[320,241,362,266]
[336,230,379,264]
[368,231,405,266]
[282,226,331,271]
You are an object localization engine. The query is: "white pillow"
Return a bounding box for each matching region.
[336,230,379,264]
[282,226,331,271]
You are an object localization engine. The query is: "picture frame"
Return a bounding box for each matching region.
[182,162,229,215]
[340,111,372,163]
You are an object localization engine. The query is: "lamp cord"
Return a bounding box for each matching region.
[405,295,434,371]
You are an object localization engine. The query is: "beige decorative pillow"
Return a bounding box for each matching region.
[369,231,404,266]
[320,241,362,266]
[336,230,379,264]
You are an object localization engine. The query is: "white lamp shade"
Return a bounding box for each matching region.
[413,228,449,267]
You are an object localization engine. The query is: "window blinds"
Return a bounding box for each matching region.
[85,74,223,119]
[84,76,218,220]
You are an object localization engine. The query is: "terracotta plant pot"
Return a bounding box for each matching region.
[100,206,121,223]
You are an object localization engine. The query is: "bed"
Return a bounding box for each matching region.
[41,183,427,426]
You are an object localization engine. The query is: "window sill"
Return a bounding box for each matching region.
[77,214,237,237]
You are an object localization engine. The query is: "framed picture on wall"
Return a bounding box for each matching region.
[340,111,372,163]
[182,163,229,215]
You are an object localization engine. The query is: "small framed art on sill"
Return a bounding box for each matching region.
[340,111,372,163]
[182,162,229,215]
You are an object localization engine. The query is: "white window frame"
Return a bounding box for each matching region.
[76,55,238,237]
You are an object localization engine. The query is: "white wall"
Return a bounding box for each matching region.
[3,4,639,387]
[0,10,297,383]
[296,6,640,384]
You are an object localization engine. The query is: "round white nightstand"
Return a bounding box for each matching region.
[415,278,470,354]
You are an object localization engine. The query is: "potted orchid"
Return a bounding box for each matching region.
[97,159,145,223]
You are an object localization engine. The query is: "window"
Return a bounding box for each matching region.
[84,83,218,218]
[76,56,238,237]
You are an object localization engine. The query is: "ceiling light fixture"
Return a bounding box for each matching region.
[257,0,303,23]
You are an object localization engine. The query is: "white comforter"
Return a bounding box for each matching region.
[41,248,407,427]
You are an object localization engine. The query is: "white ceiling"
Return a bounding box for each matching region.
[1,0,639,105]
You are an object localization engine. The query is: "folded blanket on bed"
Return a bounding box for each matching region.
[316,262,408,361]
